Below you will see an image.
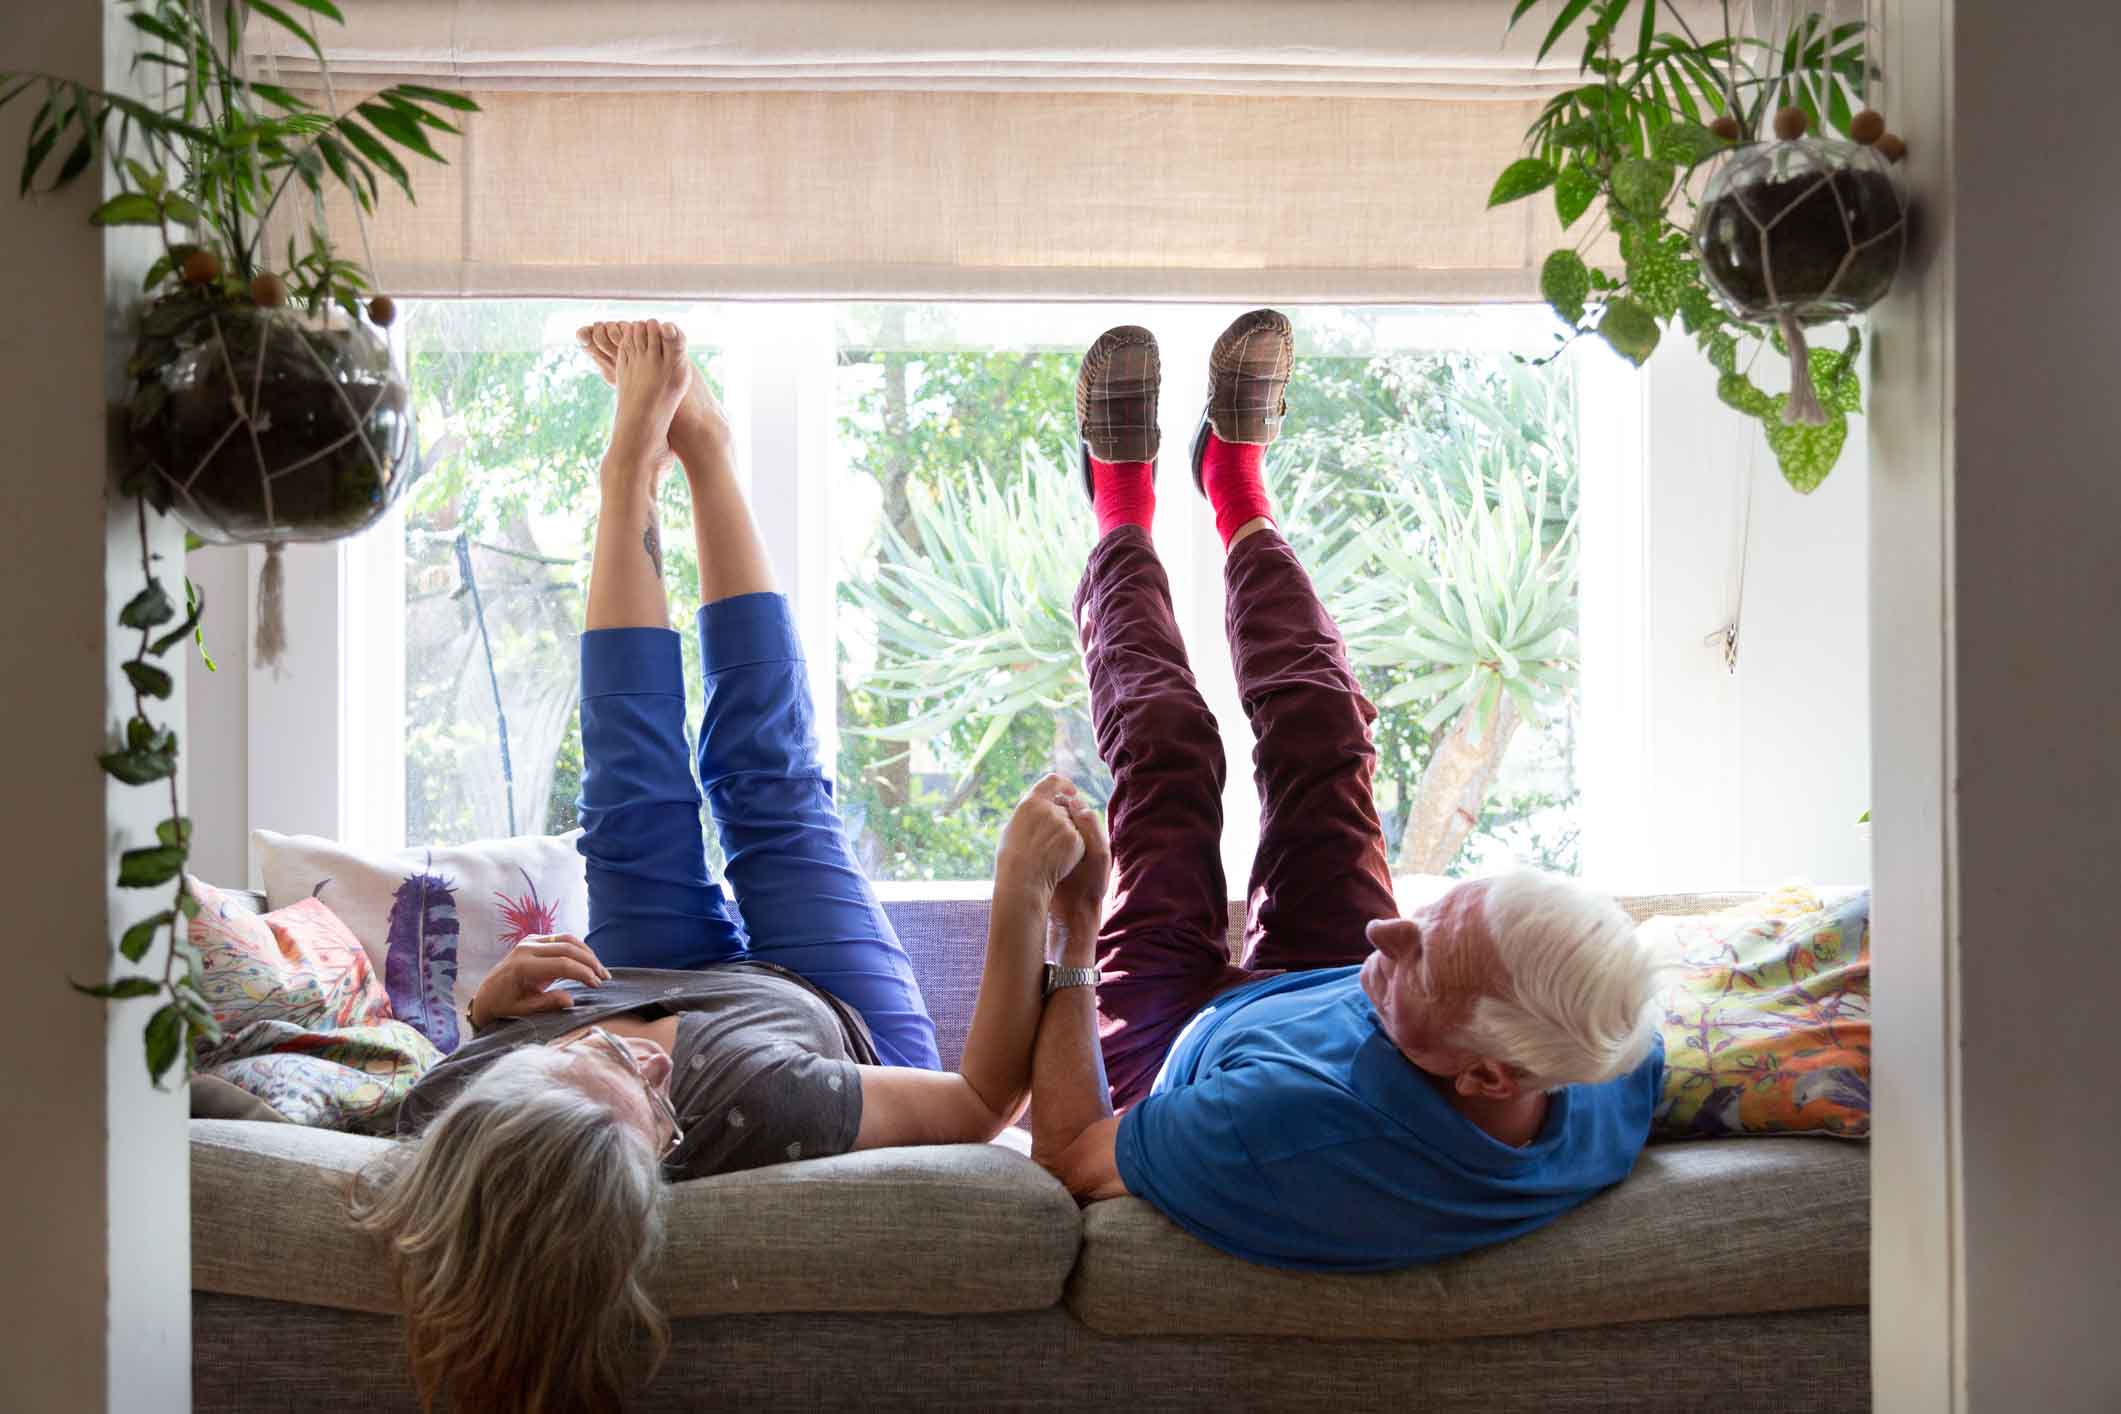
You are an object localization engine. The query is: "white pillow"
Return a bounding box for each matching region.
[252,829,589,1055]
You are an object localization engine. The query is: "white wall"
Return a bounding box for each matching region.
[1874,2,2121,1409]
[0,4,191,1410]
[185,546,249,885]
[1581,340,1872,894]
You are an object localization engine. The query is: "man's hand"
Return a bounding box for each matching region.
[1050,793,1111,940]
[995,774,1088,905]
[468,934,611,1029]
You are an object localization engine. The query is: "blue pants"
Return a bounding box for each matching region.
[575,592,940,1070]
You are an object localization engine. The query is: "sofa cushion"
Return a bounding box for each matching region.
[192,1119,1080,1319]
[1066,1137,1866,1340]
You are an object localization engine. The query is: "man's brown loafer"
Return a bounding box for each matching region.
[1191,308,1294,492]
[1075,324,1161,500]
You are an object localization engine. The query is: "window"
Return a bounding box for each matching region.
[392,301,1590,887]
[398,301,732,848]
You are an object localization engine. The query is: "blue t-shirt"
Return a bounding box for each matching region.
[1113,966,1663,1271]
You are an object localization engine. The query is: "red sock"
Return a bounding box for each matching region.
[1091,456,1156,536]
[1200,429,1273,547]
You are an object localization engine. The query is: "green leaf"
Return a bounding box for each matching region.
[247,82,314,112]
[161,194,203,226]
[119,579,176,629]
[1540,249,1592,327]
[1717,370,1775,418]
[53,130,95,188]
[356,100,444,162]
[88,192,163,226]
[120,911,176,964]
[98,745,176,786]
[74,977,162,1000]
[1551,117,1597,148]
[1763,413,1848,493]
[1651,120,1728,167]
[20,118,59,196]
[1535,0,1598,62]
[336,117,413,199]
[126,11,192,51]
[390,83,481,113]
[1553,162,1598,229]
[174,981,221,1046]
[1610,157,1676,215]
[144,1003,184,1083]
[245,0,327,65]
[1597,298,1661,365]
[148,590,205,656]
[275,0,347,20]
[1488,158,1559,208]
[1857,809,1871,824]
[118,846,186,888]
[123,660,174,700]
[155,816,192,849]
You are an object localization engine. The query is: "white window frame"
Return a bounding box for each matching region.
[214,299,1858,897]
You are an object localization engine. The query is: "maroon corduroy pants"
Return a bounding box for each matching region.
[1074,525,1398,1111]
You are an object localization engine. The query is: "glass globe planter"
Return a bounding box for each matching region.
[126,293,416,544]
[1693,138,1906,424]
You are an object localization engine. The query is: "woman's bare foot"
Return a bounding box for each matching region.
[578,321,732,464]
[601,321,691,479]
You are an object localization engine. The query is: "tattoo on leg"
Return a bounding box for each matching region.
[644,520,664,575]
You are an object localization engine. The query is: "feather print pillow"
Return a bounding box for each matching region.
[252,829,587,1054]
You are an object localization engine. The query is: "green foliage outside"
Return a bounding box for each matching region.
[836,316,1584,881]
[400,302,717,850]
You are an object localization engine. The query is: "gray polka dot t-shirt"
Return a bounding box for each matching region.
[396,962,874,1180]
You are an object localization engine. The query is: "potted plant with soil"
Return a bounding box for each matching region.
[2,0,474,1082]
[1488,1,1908,492]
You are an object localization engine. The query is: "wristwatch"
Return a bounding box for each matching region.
[1041,963,1102,998]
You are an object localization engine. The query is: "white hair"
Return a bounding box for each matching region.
[1458,869,1667,1092]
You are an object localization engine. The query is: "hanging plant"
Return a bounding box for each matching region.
[2,0,475,1084]
[1489,1,1907,492]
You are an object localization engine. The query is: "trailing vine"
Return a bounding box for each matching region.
[76,497,222,1083]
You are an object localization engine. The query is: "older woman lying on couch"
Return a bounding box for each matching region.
[354,320,1088,1414]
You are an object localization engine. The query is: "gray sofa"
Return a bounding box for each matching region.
[192,891,1868,1412]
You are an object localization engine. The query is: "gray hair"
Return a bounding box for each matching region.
[1459,869,1668,1092]
[351,1046,669,1413]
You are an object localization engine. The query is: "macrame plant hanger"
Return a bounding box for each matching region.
[243,9,391,672]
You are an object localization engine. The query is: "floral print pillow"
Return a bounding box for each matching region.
[1649,884,1871,1140]
[187,878,439,1131]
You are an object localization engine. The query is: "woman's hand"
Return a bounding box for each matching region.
[467,933,612,1029]
[994,774,1088,905]
[1050,794,1111,928]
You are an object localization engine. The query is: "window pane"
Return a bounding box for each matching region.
[831,306,1110,882]
[400,300,728,849]
[1281,310,1581,877]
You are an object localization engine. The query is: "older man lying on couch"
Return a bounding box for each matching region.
[1021,312,1667,1270]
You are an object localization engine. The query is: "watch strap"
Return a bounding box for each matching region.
[1042,962,1102,998]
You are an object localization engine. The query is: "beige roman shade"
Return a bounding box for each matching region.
[251,0,1654,301]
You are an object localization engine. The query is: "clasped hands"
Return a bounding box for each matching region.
[995,772,1111,941]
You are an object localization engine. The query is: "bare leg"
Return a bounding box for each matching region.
[579,321,774,603]
[584,320,690,630]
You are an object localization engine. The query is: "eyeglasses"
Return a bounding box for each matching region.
[554,1026,685,1155]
